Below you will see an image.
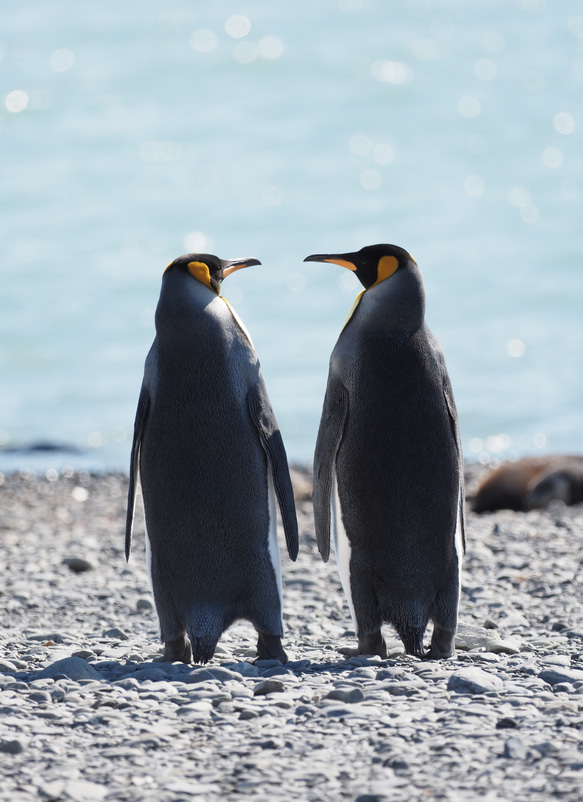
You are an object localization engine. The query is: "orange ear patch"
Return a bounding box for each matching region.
[187,260,212,289]
[371,255,399,287]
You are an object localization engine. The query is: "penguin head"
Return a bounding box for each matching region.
[164,253,261,295]
[304,244,415,290]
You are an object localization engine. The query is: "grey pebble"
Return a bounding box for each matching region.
[182,666,242,684]
[503,736,528,760]
[538,666,583,686]
[447,667,504,694]
[253,679,285,696]
[0,739,26,754]
[63,557,93,573]
[102,627,129,641]
[36,656,102,681]
[324,687,365,703]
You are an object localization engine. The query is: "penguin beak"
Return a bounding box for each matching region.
[222,257,261,278]
[304,254,358,271]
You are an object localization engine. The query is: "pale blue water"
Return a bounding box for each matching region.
[1,0,582,473]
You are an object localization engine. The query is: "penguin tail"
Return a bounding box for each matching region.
[400,627,427,659]
[185,607,225,665]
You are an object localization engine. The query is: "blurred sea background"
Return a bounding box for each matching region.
[1,0,582,474]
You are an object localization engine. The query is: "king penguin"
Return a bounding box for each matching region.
[304,244,465,659]
[125,253,299,664]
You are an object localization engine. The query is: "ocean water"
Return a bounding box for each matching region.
[1,0,582,473]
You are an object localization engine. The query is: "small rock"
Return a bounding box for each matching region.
[63,557,93,573]
[447,667,504,695]
[231,662,260,678]
[0,659,17,672]
[72,650,97,661]
[253,679,285,696]
[36,656,101,682]
[239,709,259,720]
[325,688,365,703]
[254,659,283,669]
[136,598,153,612]
[502,736,527,760]
[28,633,64,643]
[102,627,129,641]
[496,717,518,729]
[539,667,583,686]
[182,666,240,684]
[28,690,52,704]
[554,682,575,694]
[37,780,66,799]
[487,637,521,655]
[63,779,107,800]
[356,796,390,802]
[0,739,25,755]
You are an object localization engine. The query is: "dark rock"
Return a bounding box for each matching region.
[63,558,93,573]
[0,740,25,754]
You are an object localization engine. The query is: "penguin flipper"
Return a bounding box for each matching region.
[247,383,299,561]
[125,383,150,561]
[441,368,466,555]
[313,379,349,562]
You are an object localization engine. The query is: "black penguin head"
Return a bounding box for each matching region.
[164,253,261,295]
[304,244,415,290]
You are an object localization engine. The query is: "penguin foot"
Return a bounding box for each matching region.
[427,626,456,659]
[161,634,193,664]
[256,633,288,664]
[338,630,388,659]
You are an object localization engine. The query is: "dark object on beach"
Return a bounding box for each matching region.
[305,244,464,660]
[126,253,298,665]
[1,440,85,455]
[471,455,583,513]
[63,557,93,574]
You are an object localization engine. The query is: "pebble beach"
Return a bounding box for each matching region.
[1,464,583,802]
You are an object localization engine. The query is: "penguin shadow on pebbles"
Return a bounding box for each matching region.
[305,244,465,662]
[126,253,299,666]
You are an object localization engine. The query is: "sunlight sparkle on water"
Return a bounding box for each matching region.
[184,231,214,253]
[467,135,488,155]
[464,175,485,196]
[349,134,372,156]
[190,29,218,53]
[258,36,284,60]
[561,177,579,199]
[233,42,257,64]
[458,96,481,118]
[507,339,526,358]
[508,186,532,207]
[225,15,251,39]
[481,31,506,54]
[474,59,498,81]
[360,168,382,190]
[5,90,29,113]
[50,48,75,72]
[372,143,395,165]
[541,146,563,168]
[553,112,575,135]
[371,60,412,84]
